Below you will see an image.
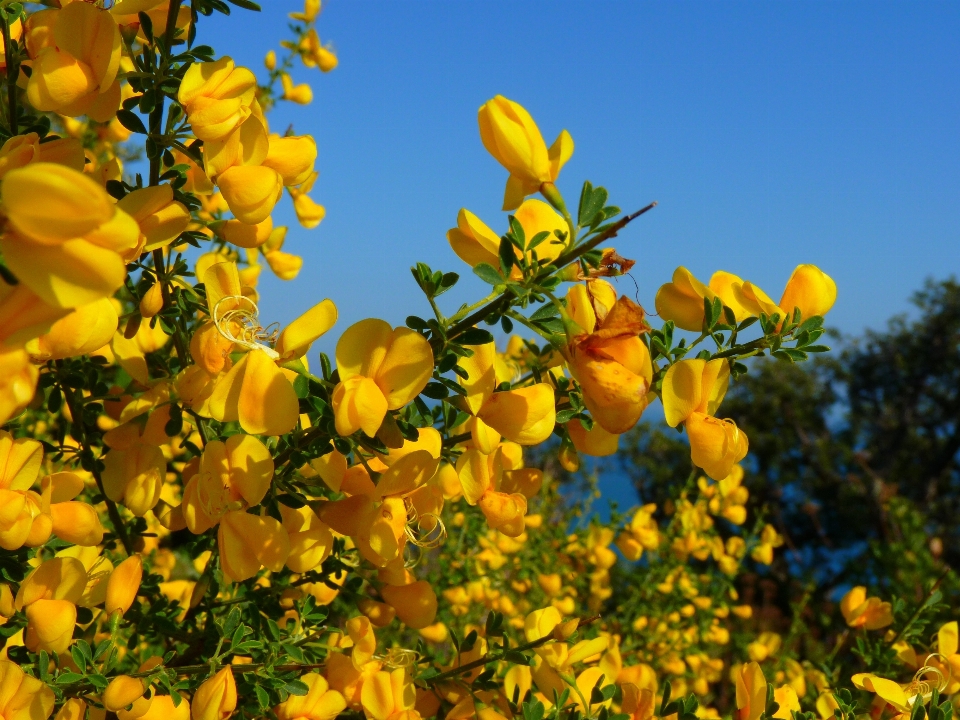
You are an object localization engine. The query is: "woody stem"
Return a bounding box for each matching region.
[0,13,17,136]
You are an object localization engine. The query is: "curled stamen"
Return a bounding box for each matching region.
[403,502,447,550]
[906,656,949,703]
[376,647,420,669]
[213,295,281,359]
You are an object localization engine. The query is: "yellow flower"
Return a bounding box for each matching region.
[281,73,314,104]
[0,132,84,179]
[274,673,346,720]
[299,29,338,72]
[105,555,143,616]
[0,164,140,308]
[750,525,784,565]
[0,349,39,425]
[840,586,893,630]
[290,0,321,23]
[456,445,541,537]
[332,319,433,437]
[779,264,837,321]
[0,660,55,720]
[177,57,257,142]
[380,581,439,630]
[198,261,337,435]
[288,172,326,229]
[264,134,318,187]
[662,358,748,481]
[564,294,653,434]
[193,668,237,720]
[457,341,556,453]
[265,49,277,71]
[101,444,166,517]
[478,95,574,210]
[851,673,912,716]
[26,2,123,122]
[735,662,767,720]
[360,668,417,720]
[25,298,117,363]
[103,675,148,712]
[117,184,191,254]
[772,685,800,720]
[216,164,284,226]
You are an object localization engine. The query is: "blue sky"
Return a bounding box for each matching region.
[204,0,960,356]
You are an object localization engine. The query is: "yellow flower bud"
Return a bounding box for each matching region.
[105,555,143,616]
[139,283,164,319]
[192,667,237,720]
[103,675,148,712]
[735,662,767,720]
[778,264,837,321]
[265,50,277,71]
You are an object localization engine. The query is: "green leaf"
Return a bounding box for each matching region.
[284,680,310,696]
[528,231,551,251]
[458,328,494,345]
[254,684,270,708]
[473,263,504,285]
[499,236,515,276]
[421,382,449,400]
[55,672,84,685]
[508,215,526,249]
[138,11,154,42]
[530,303,560,321]
[225,0,261,9]
[116,110,147,134]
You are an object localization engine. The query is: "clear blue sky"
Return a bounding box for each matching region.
[204,0,960,356]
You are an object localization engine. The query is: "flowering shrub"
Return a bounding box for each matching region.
[0,3,950,720]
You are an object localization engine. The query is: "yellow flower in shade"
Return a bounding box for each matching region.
[281,73,314,104]
[101,443,166,517]
[280,505,333,574]
[456,445,542,537]
[616,504,660,561]
[567,417,619,457]
[621,683,655,720]
[0,164,140,308]
[747,632,782,663]
[735,662,767,720]
[25,599,76,654]
[456,341,556,454]
[219,509,291,584]
[704,465,749,525]
[26,2,123,122]
[360,668,417,720]
[25,298,118,363]
[274,673,346,720]
[478,95,573,210]
[851,673,912,717]
[177,57,257,142]
[346,615,377,669]
[0,132,84,179]
[0,348,39,424]
[750,524,784,565]
[662,358,748,481]
[840,586,894,630]
[332,319,433,437]
[380,580,438,630]
[564,292,653,435]
[929,622,960,694]
[200,261,337,435]
[192,668,237,720]
[778,264,837,321]
[0,660,55,720]
[105,555,142,616]
[772,686,800,720]
[117,184,191,254]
